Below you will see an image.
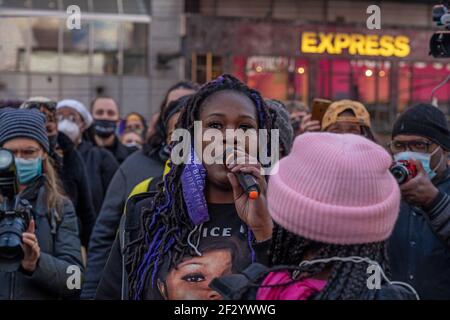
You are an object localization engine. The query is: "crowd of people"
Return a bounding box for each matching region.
[0,73,448,300]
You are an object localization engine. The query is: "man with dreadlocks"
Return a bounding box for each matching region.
[96,74,275,300]
[210,133,418,300]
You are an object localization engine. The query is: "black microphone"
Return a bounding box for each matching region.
[223,147,260,199]
[237,173,260,199]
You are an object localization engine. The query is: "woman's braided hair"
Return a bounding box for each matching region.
[126,74,274,300]
[269,223,390,300]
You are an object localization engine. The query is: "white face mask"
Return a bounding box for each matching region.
[58,119,80,143]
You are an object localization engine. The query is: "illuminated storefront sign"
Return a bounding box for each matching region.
[301,32,410,58]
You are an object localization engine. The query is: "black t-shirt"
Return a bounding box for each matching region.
[144,203,254,300]
[95,200,271,300]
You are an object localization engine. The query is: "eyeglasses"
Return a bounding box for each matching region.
[8,148,43,159]
[56,114,81,124]
[388,140,433,153]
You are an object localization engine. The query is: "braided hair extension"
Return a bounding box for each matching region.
[268,223,390,300]
[126,74,274,300]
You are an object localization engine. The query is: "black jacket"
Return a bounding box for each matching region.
[82,150,166,299]
[388,168,450,300]
[54,132,96,247]
[103,136,137,164]
[77,140,119,214]
[0,178,84,299]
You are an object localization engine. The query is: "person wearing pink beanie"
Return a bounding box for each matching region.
[210,132,418,300]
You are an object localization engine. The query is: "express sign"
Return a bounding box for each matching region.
[301,32,410,58]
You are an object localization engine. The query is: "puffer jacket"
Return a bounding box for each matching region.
[0,177,84,299]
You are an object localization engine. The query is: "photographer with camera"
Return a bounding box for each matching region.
[388,103,450,299]
[20,97,96,249]
[0,108,83,299]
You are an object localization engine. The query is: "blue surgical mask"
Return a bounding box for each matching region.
[393,147,442,180]
[15,157,43,185]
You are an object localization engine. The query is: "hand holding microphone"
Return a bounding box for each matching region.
[223,147,261,199]
[224,147,272,242]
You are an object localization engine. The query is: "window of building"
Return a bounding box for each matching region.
[29,17,60,73]
[31,0,58,10]
[411,62,449,104]
[293,58,309,104]
[398,62,411,113]
[233,56,309,103]
[123,0,149,15]
[0,0,31,9]
[92,21,119,74]
[191,53,223,84]
[245,56,291,100]
[398,61,450,114]
[92,0,118,13]
[62,0,89,12]
[61,21,90,74]
[123,23,148,75]
[0,18,29,72]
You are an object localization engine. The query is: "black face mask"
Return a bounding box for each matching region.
[94,119,117,138]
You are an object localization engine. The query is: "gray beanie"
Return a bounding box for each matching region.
[266,99,294,155]
[0,108,49,152]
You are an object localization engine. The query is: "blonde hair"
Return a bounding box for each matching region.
[44,156,67,220]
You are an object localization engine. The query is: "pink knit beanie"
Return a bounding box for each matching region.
[267,132,400,245]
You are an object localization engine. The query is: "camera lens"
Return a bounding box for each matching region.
[0,149,14,171]
[390,165,409,185]
[0,216,27,272]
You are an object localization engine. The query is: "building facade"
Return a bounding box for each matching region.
[185,0,450,132]
[1,0,449,131]
[0,0,184,118]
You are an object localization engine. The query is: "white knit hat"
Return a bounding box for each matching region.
[57,99,93,127]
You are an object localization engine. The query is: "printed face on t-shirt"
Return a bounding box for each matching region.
[158,249,232,300]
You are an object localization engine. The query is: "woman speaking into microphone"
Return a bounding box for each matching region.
[96,74,275,300]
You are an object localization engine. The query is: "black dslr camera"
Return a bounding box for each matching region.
[430,2,450,58]
[0,148,33,272]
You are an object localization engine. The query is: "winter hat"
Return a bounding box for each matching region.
[392,103,450,151]
[0,108,50,152]
[56,99,93,127]
[322,100,371,130]
[21,96,52,104]
[267,132,400,245]
[266,99,294,155]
